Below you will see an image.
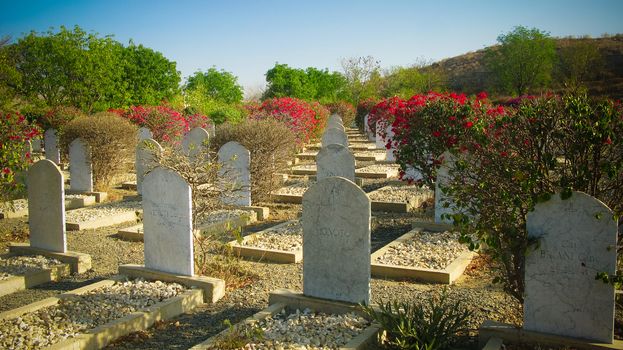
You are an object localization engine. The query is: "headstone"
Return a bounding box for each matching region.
[182,127,210,160]
[31,137,42,152]
[27,160,66,253]
[206,123,216,138]
[525,191,616,343]
[328,114,343,125]
[136,138,163,195]
[385,124,396,162]
[143,167,194,276]
[321,128,349,148]
[69,138,93,192]
[434,151,457,224]
[316,144,355,182]
[138,127,153,141]
[218,141,251,206]
[364,114,374,141]
[302,177,371,304]
[375,121,385,149]
[44,128,60,164]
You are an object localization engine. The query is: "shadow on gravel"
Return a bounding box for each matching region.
[106,304,263,349]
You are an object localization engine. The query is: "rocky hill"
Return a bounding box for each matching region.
[427,35,623,99]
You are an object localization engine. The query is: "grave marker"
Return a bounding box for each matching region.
[375,121,385,149]
[435,151,457,224]
[27,160,66,253]
[143,167,194,276]
[321,128,349,148]
[69,138,93,192]
[138,127,153,141]
[136,138,163,195]
[316,144,355,182]
[385,124,395,162]
[44,128,60,164]
[182,127,210,160]
[218,141,252,206]
[525,191,617,343]
[302,177,371,304]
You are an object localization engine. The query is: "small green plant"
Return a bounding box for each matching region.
[209,319,264,349]
[361,290,472,350]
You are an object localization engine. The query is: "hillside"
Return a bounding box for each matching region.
[428,35,623,99]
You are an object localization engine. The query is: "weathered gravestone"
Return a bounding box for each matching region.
[327,114,344,130]
[375,121,385,149]
[218,141,251,206]
[321,128,349,148]
[525,191,617,343]
[302,177,371,304]
[364,114,374,141]
[44,128,60,164]
[69,138,93,192]
[138,127,153,141]
[434,151,457,224]
[27,159,66,253]
[31,137,42,152]
[136,138,163,195]
[182,127,210,161]
[143,167,194,276]
[207,123,216,138]
[385,124,395,161]
[316,144,355,182]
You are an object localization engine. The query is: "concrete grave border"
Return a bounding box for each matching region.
[0,276,204,350]
[367,184,433,213]
[65,189,107,203]
[9,242,92,273]
[0,195,98,219]
[117,210,257,241]
[190,288,379,350]
[370,221,475,284]
[66,210,139,231]
[0,252,71,297]
[289,164,397,179]
[479,320,623,350]
[227,220,302,263]
[295,150,385,162]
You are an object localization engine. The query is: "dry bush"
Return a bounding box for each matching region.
[212,119,296,203]
[62,112,137,191]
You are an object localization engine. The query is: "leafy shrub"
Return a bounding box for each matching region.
[207,104,247,125]
[361,290,472,350]
[112,105,212,144]
[212,119,296,203]
[62,112,136,190]
[326,101,356,128]
[0,111,41,202]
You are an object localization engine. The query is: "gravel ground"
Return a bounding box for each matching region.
[65,200,141,223]
[355,164,399,173]
[375,230,468,269]
[241,220,302,251]
[367,185,432,203]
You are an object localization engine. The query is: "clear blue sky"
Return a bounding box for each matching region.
[1,0,622,95]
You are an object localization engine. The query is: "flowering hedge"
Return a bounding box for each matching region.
[378,91,623,302]
[111,105,212,144]
[250,97,329,145]
[1,112,41,201]
[355,97,377,131]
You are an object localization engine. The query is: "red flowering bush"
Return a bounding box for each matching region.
[112,105,212,144]
[325,101,356,127]
[251,97,328,145]
[39,106,85,131]
[1,111,41,201]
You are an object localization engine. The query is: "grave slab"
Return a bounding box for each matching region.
[0,252,71,297]
[228,220,303,263]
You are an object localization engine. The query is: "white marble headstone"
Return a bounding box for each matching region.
[316,144,355,182]
[364,114,374,141]
[182,127,210,160]
[143,167,194,276]
[434,151,457,224]
[44,128,60,164]
[385,123,396,162]
[321,128,349,148]
[525,191,616,343]
[27,160,66,253]
[302,176,371,304]
[138,127,153,141]
[136,138,163,195]
[69,138,93,192]
[375,121,385,149]
[206,123,216,138]
[31,137,42,152]
[218,141,251,206]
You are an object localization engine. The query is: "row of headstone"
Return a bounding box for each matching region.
[317,115,356,182]
[44,128,61,165]
[69,138,93,192]
[363,114,374,141]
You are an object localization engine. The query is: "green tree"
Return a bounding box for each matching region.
[122,42,181,106]
[185,67,243,104]
[381,64,445,98]
[485,26,556,96]
[263,63,347,103]
[0,35,20,111]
